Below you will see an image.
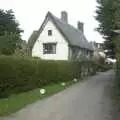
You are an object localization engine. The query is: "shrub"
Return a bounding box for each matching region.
[96,63,112,72]
[0,56,98,98]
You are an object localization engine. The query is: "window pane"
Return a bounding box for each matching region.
[52,44,56,54]
[43,43,56,54]
[48,30,52,36]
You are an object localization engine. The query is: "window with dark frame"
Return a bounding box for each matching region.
[43,43,56,54]
[48,30,52,36]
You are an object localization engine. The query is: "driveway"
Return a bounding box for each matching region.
[2,70,115,120]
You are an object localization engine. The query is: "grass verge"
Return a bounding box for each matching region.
[0,81,73,116]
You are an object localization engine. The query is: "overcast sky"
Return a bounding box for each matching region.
[0,0,104,43]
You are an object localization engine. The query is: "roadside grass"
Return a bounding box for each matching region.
[0,81,73,116]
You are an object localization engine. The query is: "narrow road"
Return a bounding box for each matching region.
[2,70,115,120]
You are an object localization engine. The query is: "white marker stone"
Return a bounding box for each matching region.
[40,89,46,95]
[73,78,78,82]
[61,82,66,86]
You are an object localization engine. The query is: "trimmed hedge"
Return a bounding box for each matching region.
[0,56,99,98]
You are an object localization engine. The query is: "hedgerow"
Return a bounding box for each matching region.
[0,56,108,98]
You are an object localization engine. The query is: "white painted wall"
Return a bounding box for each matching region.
[32,19,69,60]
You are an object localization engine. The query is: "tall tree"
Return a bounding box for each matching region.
[95,0,116,58]
[0,9,22,35]
[0,9,23,55]
[0,32,20,55]
[112,0,120,29]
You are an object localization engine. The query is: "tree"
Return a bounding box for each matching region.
[0,32,20,55]
[0,9,23,55]
[0,9,22,35]
[95,0,117,58]
[14,40,29,56]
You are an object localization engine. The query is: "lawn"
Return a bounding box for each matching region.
[0,82,73,116]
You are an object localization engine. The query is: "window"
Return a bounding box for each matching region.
[48,30,52,36]
[43,43,56,54]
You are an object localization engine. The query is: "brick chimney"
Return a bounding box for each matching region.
[77,21,84,33]
[61,11,68,23]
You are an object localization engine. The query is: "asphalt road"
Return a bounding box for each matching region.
[2,70,115,120]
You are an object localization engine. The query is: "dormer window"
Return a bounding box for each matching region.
[48,30,52,36]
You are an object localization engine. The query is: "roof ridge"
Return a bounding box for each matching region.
[50,12,78,30]
[29,11,93,51]
[50,13,93,50]
[50,12,87,37]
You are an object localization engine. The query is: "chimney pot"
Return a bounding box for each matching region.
[61,11,68,23]
[77,21,84,33]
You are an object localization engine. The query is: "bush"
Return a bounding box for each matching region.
[0,32,20,55]
[116,60,120,92]
[96,63,112,72]
[0,56,98,98]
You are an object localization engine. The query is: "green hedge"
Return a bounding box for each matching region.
[0,56,98,98]
[115,57,120,111]
[116,61,120,89]
[96,63,112,72]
